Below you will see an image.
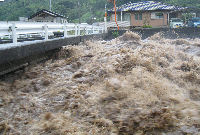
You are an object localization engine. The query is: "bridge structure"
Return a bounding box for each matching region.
[0,21,105,44]
[0,21,106,75]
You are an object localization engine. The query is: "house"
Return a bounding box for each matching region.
[107,1,187,27]
[28,9,67,23]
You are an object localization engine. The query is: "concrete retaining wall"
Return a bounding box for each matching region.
[106,27,200,40]
[0,34,106,75]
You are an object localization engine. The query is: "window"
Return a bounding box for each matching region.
[135,13,142,20]
[192,18,200,22]
[123,13,131,21]
[111,14,118,22]
[171,18,182,22]
[151,12,164,19]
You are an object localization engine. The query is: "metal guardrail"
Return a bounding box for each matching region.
[98,21,131,28]
[0,21,105,44]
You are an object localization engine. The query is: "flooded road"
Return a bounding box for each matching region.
[0,31,200,134]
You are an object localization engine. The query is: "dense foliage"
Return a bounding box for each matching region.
[0,0,200,23]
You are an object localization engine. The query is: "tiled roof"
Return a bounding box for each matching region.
[108,1,186,12]
[29,9,65,19]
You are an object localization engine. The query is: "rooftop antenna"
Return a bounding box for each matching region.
[50,0,52,11]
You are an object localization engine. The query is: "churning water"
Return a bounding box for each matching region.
[0,31,200,134]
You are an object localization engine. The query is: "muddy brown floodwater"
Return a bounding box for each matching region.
[0,31,200,135]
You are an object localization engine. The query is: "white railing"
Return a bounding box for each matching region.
[98,21,131,28]
[0,21,105,44]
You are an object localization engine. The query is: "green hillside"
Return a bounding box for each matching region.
[0,0,200,23]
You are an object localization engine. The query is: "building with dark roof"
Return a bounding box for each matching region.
[28,9,67,23]
[108,1,187,27]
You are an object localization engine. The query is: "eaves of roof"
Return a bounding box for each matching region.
[28,9,65,19]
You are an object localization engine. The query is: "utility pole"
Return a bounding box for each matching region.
[78,1,80,24]
[50,0,52,11]
[104,4,107,32]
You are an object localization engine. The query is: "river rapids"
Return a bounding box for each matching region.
[0,31,200,135]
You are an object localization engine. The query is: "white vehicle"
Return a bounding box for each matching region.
[170,18,184,28]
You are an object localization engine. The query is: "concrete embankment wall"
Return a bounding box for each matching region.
[106,27,200,40]
[0,34,106,75]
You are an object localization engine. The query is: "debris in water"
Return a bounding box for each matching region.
[0,31,200,134]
